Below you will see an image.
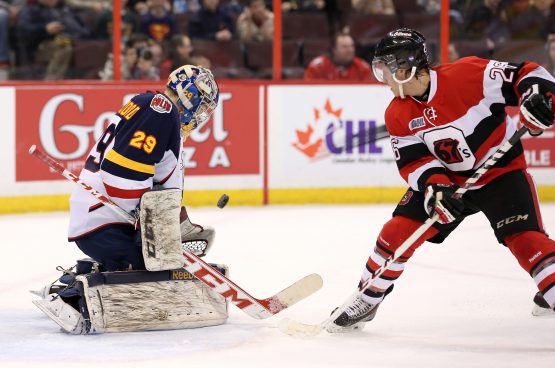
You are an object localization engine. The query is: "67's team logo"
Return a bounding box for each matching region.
[433,138,464,164]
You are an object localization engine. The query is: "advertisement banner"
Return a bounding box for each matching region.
[268,85,405,188]
[15,84,260,182]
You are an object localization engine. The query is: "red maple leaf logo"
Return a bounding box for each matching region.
[292,124,323,158]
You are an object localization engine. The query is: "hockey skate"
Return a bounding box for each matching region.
[532,292,555,317]
[326,295,381,333]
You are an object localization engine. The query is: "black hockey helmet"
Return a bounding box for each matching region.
[372,28,429,82]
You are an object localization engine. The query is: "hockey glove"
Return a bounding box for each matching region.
[180,206,215,257]
[423,183,464,224]
[519,84,554,136]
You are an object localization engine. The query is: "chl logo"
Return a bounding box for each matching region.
[496,214,529,229]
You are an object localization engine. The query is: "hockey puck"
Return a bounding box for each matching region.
[217,194,229,208]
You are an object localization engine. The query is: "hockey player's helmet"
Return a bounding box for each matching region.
[167,65,219,136]
[372,28,429,83]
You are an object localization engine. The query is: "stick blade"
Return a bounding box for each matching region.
[274,273,323,308]
[278,318,323,337]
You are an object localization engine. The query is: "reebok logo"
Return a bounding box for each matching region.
[496,214,529,229]
[529,251,542,263]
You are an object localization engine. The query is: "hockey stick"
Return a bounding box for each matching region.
[279,126,529,336]
[29,145,323,319]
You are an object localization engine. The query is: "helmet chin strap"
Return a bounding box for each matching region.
[392,66,417,99]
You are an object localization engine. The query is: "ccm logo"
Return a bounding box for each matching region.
[496,214,529,229]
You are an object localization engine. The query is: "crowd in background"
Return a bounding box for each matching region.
[0,0,554,81]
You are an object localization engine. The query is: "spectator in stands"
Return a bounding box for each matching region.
[139,0,176,42]
[304,33,372,81]
[94,0,137,41]
[504,0,553,39]
[16,0,89,80]
[351,0,395,15]
[66,0,111,12]
[188,0,234,42]
[282,0,325,12]
[463,0,510,51]
[128,0,149,15]
[0,1,15,80]
[545,37,555,76]
[237,0,274,42]
[132,47,160,80]
[98,33,149,80]
[160,34,211,77]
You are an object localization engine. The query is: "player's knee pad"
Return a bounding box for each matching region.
[34,265,230,334]
[378,215,439,258]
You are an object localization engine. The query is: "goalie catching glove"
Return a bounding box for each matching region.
[424,183,464,224]
[180,206,215,257]
[519,84,555,136]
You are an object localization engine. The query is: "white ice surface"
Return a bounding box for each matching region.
[0,204,554,368]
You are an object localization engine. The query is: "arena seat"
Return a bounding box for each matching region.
[399,13,440,40]
[73,40,112,79]
[282,13,330,40]
[191,39,252,78]
[243,40,303,79]
[349,14,400,43]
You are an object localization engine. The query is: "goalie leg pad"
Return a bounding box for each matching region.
[80,265,230,333]
[140,189,183,271]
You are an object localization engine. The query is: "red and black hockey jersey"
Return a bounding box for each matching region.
[68,91,183,240]
[386,56,555,191]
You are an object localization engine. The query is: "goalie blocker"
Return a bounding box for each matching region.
[34,262,229,334]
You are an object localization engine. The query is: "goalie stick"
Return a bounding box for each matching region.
[279,126,530,336]
[29,145,323,319]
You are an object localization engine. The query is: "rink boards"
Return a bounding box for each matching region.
[0,81,554,213]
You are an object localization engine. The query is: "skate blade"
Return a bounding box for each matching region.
[325,321,366,334]
[532,305,555,317]
[278,318,323,337]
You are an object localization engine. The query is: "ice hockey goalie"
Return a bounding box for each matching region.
[33,189,229,334]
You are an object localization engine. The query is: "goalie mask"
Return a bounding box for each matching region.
[167,65,219,137]
[372,29,429,98]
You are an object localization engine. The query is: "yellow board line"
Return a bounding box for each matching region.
[1,186,555,215]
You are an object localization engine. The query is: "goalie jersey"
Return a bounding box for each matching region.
[386,56,555,192]
[68,92,184,240]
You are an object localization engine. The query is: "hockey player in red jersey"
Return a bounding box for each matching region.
[329,29,555,332]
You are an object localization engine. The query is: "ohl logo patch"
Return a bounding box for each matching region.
[291,98,382,160]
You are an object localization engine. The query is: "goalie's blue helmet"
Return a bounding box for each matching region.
[167,65,219,136]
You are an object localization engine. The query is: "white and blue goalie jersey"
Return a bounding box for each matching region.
[68,92,183,240]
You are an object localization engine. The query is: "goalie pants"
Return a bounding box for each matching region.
[73,224,145,272]
[361,169,555,309]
